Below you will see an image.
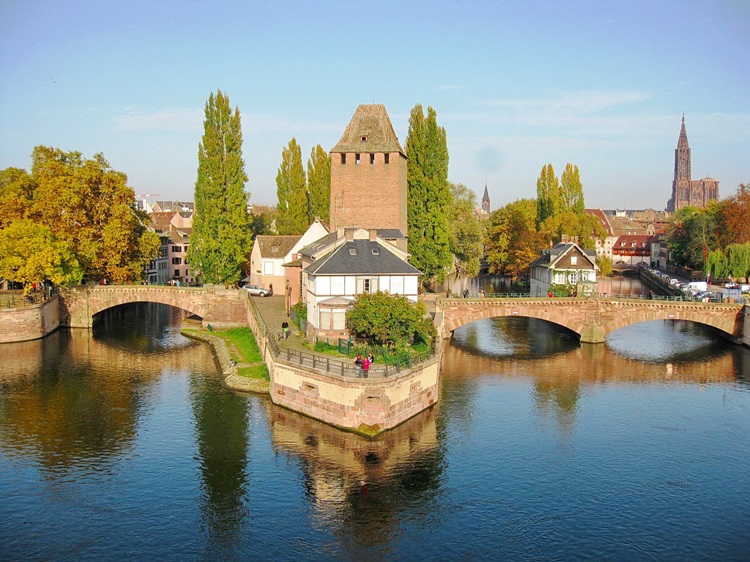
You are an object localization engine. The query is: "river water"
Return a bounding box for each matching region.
[1,292,749,560]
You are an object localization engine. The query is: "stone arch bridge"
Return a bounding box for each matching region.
[59,285,248,329]
[438,296,745,344]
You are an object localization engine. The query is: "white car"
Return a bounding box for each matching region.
[243,284,271,297]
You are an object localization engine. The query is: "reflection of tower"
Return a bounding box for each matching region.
[481,184,490,215]
[329,104,407,241]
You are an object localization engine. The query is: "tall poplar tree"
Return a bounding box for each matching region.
[275,138,308,235]
[188,90,250,285]
[560,163,585,214]
[536,163,559,227]
[306,144,330,223]
[406,104,452,284]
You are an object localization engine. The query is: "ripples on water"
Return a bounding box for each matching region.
[1,303,750,560]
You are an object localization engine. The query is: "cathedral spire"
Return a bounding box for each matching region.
[482,183,490,214]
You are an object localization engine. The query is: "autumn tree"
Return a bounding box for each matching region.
[485,198,546,278]
[14,146,159,284]
[0,219,83,291]
[406,104,452,284]
[306,144,330,223]
[666,204,721,270]
[188,90,251,285]
[718,182,750,247]
[275,138,308,235]
[0,167,34,228]
[447,183,484,277]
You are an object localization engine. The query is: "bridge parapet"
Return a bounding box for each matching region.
[438,296,745,344]
[59,284,248,328]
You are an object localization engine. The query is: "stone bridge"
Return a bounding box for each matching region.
[438,296,745,344]
[58,285,248,329]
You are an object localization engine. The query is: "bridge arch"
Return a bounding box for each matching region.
[87,287,208,320]
[439,297,744,344]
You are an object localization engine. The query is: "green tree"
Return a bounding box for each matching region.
[666,204,720,270]
[705,249,728,279]
[275,138,308,235]
[346,291,436,348]
[560,163,585,214]
[536,164,559,228]
[447,183,483,277]
[0,219,83,291]
[306,144,330,223]
[538,211,605,250]
[406,104,452,284]
[726,243,750,281]
[596,254,613,277]
[188,90,251,285]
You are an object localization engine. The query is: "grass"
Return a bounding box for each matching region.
[202,327,269,380]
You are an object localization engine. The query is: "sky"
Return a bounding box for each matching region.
[1,0,748,212]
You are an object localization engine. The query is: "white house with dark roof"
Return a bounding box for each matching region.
[530,239,598,297]
[301,228,421,342]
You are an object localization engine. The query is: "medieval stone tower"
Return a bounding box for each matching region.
[667,115,719,212]
[329,104,408,240]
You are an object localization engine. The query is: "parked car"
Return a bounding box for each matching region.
[243,284,271,297]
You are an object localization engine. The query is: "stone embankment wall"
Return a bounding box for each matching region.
[1,296,60,343]
[244,296,440,435]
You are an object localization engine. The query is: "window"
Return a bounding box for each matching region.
[341,154,346,164]
[384,153,390,164]
[355,153,360,165]
[349,248,357,255]
[174,269,180,277]
[172,257,182,265]
[361,135,367,142]
[571,256,578,265]
[371,248,379,255]
[264,261,274,275]
[369,153,375,164]
[171,246,181,253]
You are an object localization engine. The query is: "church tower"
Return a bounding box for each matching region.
[329,104,408,242]
[482,184,491,214]
[667,115,719,212]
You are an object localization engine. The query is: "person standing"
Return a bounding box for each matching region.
[281,320,289,339]
[354,355,363,377]
[362,355,370,378]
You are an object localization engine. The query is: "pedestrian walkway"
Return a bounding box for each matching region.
[249,294,309,353]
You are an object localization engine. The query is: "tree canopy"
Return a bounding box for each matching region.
[275,138,308,235]
[346,291,436,348]
[0,146,159,288]
[406,104,452,284]
[447,183,484,278]
[188,90,251,285]
[306,144,330,223]
[485,198,546,278]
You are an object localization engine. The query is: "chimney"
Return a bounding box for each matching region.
[561,234,569,244]
[369,229,377,241]
[345,229,354,241]
[337,225,344,239]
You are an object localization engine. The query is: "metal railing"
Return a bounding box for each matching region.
[246,294,435,379]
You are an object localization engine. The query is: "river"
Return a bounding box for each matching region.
[1,290,749,560]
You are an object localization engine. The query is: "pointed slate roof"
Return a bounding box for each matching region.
[331,104,405,156]
[677,114,689,150]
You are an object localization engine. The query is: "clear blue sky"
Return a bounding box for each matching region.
[1,0,748,211]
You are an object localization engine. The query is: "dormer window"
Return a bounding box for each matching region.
[349,248,357,255]
[361,135,367,141]
[371,248,379,255]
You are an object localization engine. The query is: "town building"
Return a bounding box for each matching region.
[530,237,598,297]
[666,116,719,212]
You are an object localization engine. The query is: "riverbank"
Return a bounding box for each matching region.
[181,328,270,395]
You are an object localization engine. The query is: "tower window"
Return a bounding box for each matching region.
[384,153,390,164]
[370,153,375,164]
[361,135,367,141]
[355,154,361,165]
[341,154,346,164]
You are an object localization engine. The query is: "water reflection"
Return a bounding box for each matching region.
[266,398,443,553]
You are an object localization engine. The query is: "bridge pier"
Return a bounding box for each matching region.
[579,321,606,344]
